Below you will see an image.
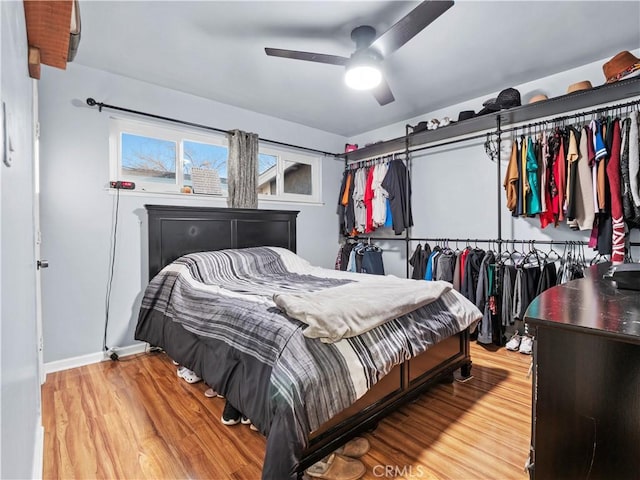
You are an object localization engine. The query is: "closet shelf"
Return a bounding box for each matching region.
[343,77,640,162]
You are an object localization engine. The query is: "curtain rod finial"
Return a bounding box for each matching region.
[86,98,96,107]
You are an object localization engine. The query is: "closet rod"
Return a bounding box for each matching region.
[408,131,490,155]
[499,97,640,136]
[84,97,337,157]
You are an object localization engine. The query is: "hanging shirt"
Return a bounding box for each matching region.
[526,136,542,215]
[352,168,367,233]
[620,117,640,227]
[574,126,596,231]
[504,140,519,212]
[521,136,529,216]
[371,163,389,228]
[515,137,524,217]
[552,133,566,223]
[607,119,625,264]
[381,159,413,235]
[565,128,580,225]
[364,166,375,233]
[630,111,640,207]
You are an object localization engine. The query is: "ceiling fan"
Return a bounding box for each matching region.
[265,1,454,106]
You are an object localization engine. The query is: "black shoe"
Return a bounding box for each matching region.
[221,401,241,426]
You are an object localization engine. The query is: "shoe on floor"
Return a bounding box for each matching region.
[305,453,366,480]
[177,366,201,384]
[505,334,522,351]
[249,423,259,432]
[221,401,241,426]
[241,416,252,425]
[204,388,219,398]
[519,336,533,355]
[334,437,370,458]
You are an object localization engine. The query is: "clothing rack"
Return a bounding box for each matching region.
[498,98,640,136]
[84,97,336,157]
[341,88,640,279]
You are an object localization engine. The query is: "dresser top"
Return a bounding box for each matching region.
[525,262,640,344]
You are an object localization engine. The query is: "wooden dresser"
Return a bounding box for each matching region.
[524,262,640,480]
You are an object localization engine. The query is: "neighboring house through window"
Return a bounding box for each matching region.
[109,117,322,203]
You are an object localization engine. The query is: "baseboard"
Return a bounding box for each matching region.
[44,343,148,374]
[32,419,44,480]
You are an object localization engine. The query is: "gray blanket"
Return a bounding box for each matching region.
[274,277,452,342]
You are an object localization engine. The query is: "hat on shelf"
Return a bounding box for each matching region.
[477,88,521,115]
[457,110,476,121]
[413,121,429,133]
[566,81,593,94]
[603,50,640,83]
[528,94,549,104]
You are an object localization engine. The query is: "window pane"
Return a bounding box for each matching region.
[121,133,176,184]
[283,160,312,195]
[258,153,278,195]
[183,140,228,192]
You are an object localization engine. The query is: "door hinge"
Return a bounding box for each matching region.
[35,121,40,140]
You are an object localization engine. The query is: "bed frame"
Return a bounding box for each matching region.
[145,204,472,473]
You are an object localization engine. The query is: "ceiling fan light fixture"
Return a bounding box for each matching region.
[345,64,382,90]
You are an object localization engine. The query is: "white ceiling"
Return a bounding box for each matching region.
[73,1,640,137]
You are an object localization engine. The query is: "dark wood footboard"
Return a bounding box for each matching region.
[300,327,472,471]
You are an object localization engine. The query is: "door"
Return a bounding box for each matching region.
[33,80,45,384]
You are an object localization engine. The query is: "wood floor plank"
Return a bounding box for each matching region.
[43,343,532,479]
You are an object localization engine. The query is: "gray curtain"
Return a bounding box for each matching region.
[227,129,259,209]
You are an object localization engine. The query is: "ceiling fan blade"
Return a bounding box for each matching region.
[370,0,454,57]
[265,48,349,66]
[372,78,395,106]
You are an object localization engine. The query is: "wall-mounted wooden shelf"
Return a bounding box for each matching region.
[343,76,640,162]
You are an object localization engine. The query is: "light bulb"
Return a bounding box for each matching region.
[345,65,382,90]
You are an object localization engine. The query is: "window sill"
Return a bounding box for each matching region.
[104,188,325,206]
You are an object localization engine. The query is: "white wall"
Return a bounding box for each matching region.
[38,63,346,363]
[349,53,640,273]
[1,1,41,478]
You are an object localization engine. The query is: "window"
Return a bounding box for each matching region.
[110,117,321,203]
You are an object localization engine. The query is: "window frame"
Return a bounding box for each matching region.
[109,116,322,204]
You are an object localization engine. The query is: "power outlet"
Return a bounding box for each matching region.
[110,180,136,190]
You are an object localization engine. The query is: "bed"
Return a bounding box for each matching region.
[135,205,478,479]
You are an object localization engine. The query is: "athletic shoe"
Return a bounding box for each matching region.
[241,416,252,425]
[519,336,533,355]
[177,366,201,384]
[221,401,241,426]
[505,334,522,351]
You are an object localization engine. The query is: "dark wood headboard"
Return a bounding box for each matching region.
[145,205,299,279]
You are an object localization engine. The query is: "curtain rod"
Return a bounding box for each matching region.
[499,97,640,136]
[85,98,337,157]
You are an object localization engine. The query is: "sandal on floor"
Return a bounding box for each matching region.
[334,437,370,458]
[305,454,365,480]
[204,388,223,398]
[177,366,201,384]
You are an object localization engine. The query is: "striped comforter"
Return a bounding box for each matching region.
[135,247,481,479]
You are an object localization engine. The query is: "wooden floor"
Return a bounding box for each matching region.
[42,342,532,479]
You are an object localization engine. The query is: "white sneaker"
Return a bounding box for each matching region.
[506,334,522,351]
[519,336,533,355]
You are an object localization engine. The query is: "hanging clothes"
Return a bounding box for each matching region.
[621,117,640,227]
[461,248,485,304]
[607,119,625,264]
[409,243,431,280]
[504,140,519,213]
[353,167,367,233]
[476,251,497,345]
[371,163,389,228]
[381,159,413,235]
[564,127,581,226]
[574,126,596,231]
[526,136,542,215]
